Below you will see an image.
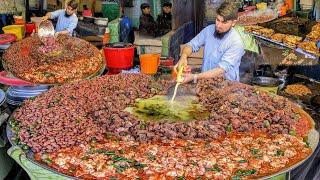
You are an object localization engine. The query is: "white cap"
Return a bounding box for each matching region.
[105,27,110,33]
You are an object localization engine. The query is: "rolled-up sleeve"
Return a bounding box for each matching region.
[186,27,207,52]
[50,9,63,19]
[218,41,245,72]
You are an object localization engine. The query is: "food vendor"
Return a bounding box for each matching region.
[175,2,244,82]
[42,0,79,36]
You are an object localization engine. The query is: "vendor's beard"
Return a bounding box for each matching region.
[214,28,230,39]
[65,12,72,17]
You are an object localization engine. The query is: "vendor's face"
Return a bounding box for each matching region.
[143,7,151,15]
[215,15,236,33]
[66,6,77,16]
[163,6,171,14]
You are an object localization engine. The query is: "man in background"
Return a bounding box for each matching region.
[139,3,158,37]
[157,2,172,36]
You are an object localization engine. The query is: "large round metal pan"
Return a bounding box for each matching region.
[6,105,319,180]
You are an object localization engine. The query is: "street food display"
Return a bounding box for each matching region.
[237,9,277,25]
[2,34,104,84]
[9,74,316,179]
[283,35,303,48]
[243,25,263,33]
[270,33,287,43]
[284,84,312,97]
[34,132,311,179]
[244,24,318,57]
[298,42,320,56]
[253,28,275,38]
[306,23,320,42]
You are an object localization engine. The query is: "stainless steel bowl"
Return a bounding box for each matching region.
[252,76,283,87]
[94,18,108,26]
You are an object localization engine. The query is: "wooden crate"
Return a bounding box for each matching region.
[180,44,204,58]
[47,0,58,6]
[188,57,203,65]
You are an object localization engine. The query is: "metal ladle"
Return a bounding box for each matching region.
[38,20,55,38]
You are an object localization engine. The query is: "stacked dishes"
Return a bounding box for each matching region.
[6,86,49,107]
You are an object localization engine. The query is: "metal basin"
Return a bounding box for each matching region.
[253,76,283,87]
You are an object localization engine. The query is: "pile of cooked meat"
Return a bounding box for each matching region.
[12,74,301,153]
[2,34,103,84]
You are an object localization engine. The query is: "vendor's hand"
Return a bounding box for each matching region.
[174,55,188,73]
[42,16,47,21]
[54,32,61,38]
[182,73,194,84]
[31,29,37,37]
[183,65,191,74]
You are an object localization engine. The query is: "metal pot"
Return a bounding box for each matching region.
[105,42,132,48]
[311,95,320,107]
[83,16,95,23]
[252,76,283,87]
[94,18,108,26]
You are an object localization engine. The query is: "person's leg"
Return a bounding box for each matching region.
[0,14,7,26]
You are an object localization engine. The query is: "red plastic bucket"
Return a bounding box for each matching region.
[25,23,36,34]
[103,46,135,74]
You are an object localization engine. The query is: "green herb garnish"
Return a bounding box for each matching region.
[118,149,125,154]
[81,156,89,160]
[205,164,221,172]
[276,149,284,156]
[235,169,257,176]
[147,153,156,161]
[227,124,233,133]
[289,129,296,136]
[250,148,259,155]
[112,156,133,163]
[43,158,52,164]
[177,176,186,180]
[263,120,270,128]
[133,162,147,169]
[238,159,247,163]
[231,176,241,180]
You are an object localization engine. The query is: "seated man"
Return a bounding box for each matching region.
[139,3,158,37]
[157,2,172,36]
[82,5,93,17]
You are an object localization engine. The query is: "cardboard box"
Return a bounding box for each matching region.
[47,0,58,6]
[188,57,203,65]
[180,44,204,58]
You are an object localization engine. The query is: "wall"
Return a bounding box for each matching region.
[78,0,103,13]
[172,0,193,30]
[203,0,223,27]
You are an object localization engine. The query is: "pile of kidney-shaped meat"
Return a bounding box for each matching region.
[12,74,303,153]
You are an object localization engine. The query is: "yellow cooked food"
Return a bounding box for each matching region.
[285,84,312,96]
